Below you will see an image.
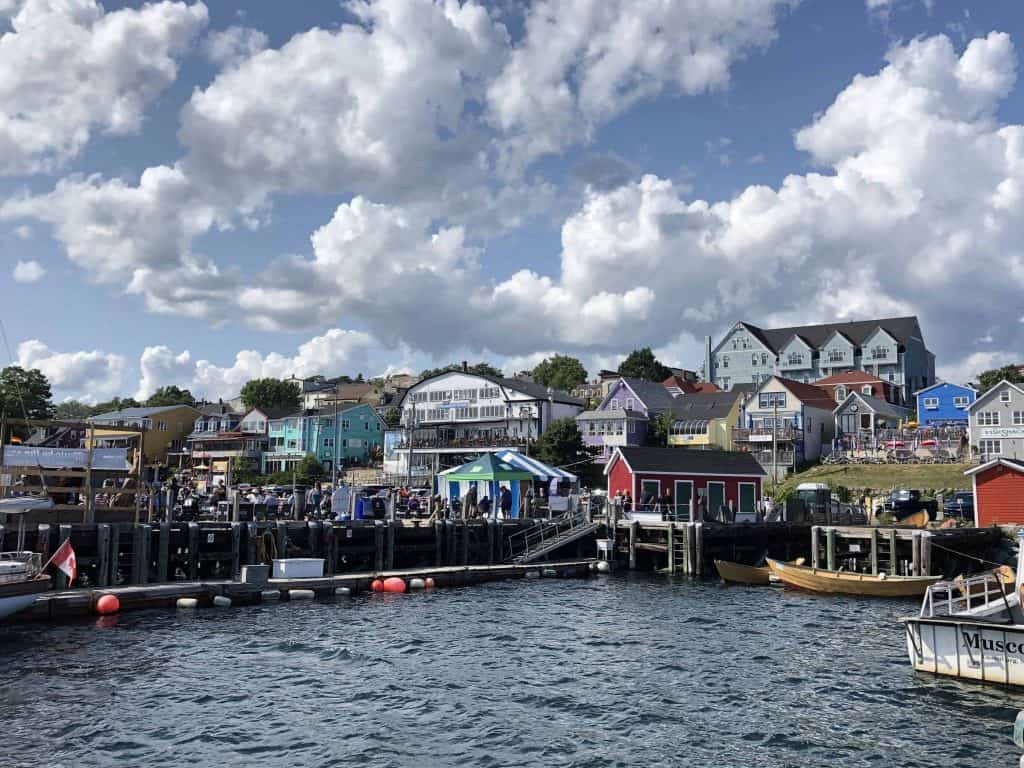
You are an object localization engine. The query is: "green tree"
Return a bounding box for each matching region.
[240,378,301,411]
[89,396,140,415]
[54,400,93,420]
[974,365,1024,393]
[0,366,54,421]
[145,385,195,407]
[382,407,402,428]
[420,362,503,378]
[532,354,587,391]
[295,454,325,484]
[617,348,672,382]
[534,417,593,469]
[230,457,262,486]
[646,412,674,447]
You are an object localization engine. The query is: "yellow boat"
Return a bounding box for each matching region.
[766,558,941,597]
[715,557,805,586]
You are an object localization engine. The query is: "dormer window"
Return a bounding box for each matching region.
[1000,390,1012,403]
[861,386,872,395]
[835,386,846,402]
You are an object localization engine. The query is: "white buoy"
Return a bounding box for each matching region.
[289,589,315,600]
[261,589,282,601]
[542,568,558,578]
[596,561,611,573]
[212,595,232,608]
[408,578,426,590]
[524,571,541,580]
[176,597,198,609]
[334,587,352,596]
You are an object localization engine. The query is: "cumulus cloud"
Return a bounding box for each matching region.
[12,259,44,283]
[0,0,208,174]
[487,0,795,170]
[236,31,1024,382]
[17,340,127,403]
[136,328,377,400]
[200,25,266,67]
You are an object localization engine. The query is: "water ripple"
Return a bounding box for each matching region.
[1,574,1022,767]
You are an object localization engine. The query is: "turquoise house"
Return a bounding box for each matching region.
[263,404,384,473]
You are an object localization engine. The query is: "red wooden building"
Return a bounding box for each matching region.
[605,447,766,516]
[967,458,1024,527]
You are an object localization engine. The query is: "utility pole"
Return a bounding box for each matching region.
[404,403,416,489]
[771,397,778,497]
[332,393,339,486]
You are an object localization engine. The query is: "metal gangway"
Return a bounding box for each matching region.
[505,508,599,565]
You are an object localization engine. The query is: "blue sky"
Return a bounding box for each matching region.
[2,0,1023,401]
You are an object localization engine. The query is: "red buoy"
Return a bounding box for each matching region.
[371,579,384,592]
[96,594,120,615]
[424,577,435,589]
[382,577,406,594]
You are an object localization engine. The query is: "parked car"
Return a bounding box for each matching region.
[875,488,938,521]
[943,491,974,519]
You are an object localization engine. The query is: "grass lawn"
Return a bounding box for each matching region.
[775,463,972,499]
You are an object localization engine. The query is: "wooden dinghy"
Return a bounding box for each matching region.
[766,559,941,597]
[896,510,929,528]
[715,557,805,586]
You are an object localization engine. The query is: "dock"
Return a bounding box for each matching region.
[17,559,596,622]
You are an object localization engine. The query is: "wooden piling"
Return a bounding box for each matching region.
[911,531,921,577]
[628,521,639,570]
[487,520,495,565]
[869,527,878,576]
[385,521,396,570]
[460,522,469,565]
[826,527,836,571]
[275,521,287,562]
[323,524,336,576]
[921,531,932,576]
[811,526,820,569]
[97,524,111,587]
[374,523,384,572]
[666,523,675,573]
[887,529,897,575]
[693,522,703,578]
[187,522,200,580]
[157,522,170,582]
[230,523,241,579]
[434,521,443,566]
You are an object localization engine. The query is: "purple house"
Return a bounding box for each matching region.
[575,377,678,463]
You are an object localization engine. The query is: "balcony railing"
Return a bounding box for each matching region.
[733,425,802,442]
[750,450,796,467]
[393,435,534,450]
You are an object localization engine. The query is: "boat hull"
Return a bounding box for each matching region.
[904,617,1024,687]
[714,560,770,585]
[0,577,50,621]
[767,559,941,597]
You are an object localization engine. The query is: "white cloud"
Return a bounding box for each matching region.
[17,340,126,403]
[13,224,32,239]
[487,0,795,170]
[0,0,208,174]
[136,328,377,400]
[11,259,44,283]
[200,25,266,67]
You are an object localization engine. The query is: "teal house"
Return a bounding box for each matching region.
[263,404,385,474]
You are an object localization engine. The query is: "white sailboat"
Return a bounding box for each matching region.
[902,531,1024,687]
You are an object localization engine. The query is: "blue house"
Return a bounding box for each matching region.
[915,382,976,427]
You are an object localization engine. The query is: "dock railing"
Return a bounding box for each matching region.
[921,573,1015,619]
[505,508,589,562]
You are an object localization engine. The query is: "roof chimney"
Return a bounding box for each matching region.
[704,335,713,385]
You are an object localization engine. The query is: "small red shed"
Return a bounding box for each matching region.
[967,458,1024,527]
[605,447,766,516]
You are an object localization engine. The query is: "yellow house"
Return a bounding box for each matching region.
[668,391,746,450]
[89,404,200,466]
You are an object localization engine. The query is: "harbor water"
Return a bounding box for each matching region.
[2,575,1022,768]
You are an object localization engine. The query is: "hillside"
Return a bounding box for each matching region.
[774,463,972,500]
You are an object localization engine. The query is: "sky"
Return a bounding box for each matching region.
[1,0,1023,402]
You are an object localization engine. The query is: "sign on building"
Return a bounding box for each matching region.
[3,446,129,470]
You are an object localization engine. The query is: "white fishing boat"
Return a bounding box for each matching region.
[0,500,54,620]
[902,532,1024,687]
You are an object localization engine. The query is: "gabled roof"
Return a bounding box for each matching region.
[91,404,198,421]
[913,381,976,396]
[727,316,922,354]
[815,370,885,387]
[757,377,836,411]
[248,405,296,421]
[669,391,742,421]
[397,370,582,407]
[576,409,648,421]
[663,375,719,394]
[606,447,766,477]
[965,457,1024,476]
[967,379,1024,411]
[606,377,678,412]
[833,392,910,420]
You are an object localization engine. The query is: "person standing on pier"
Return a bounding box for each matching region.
[465,484,478,519]
[499,486,512,520]
[479,495,492,519]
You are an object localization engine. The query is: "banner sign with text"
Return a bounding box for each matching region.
[3,446,129,470]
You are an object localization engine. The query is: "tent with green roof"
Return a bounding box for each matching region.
[441,453,532,518]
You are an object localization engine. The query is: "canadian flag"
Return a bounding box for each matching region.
[46,540,77,586]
